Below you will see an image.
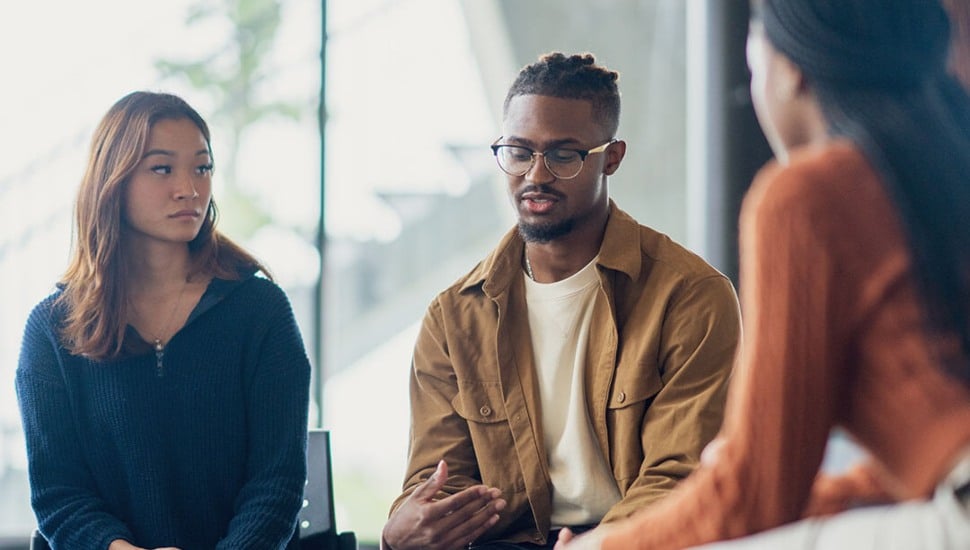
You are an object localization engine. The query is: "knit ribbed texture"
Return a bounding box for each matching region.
[600,142,970,550]
[16,275,310,550]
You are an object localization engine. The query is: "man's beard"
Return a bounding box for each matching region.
[517,218,575,243]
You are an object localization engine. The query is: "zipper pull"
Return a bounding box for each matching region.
[153,339,165,377]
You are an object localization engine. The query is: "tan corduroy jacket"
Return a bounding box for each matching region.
[391,202,741,545]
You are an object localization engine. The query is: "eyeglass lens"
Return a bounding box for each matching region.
[494,146,585,179]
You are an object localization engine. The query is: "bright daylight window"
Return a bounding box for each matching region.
[0,0,320,539]
[1,0,704,546]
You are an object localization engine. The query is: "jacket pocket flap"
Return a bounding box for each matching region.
[607,361,663,410]
[452,381,508,423]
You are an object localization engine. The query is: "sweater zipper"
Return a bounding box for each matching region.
[153,339,165,377]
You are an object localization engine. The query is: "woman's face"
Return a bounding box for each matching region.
[747,23,805,162]
[122,117,213,249]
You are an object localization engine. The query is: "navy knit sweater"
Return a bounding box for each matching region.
[16,274,310,550]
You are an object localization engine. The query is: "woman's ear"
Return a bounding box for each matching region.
[774,54,808,102]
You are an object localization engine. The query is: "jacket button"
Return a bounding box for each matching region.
[480,405,492,416]
[617,391,626,403]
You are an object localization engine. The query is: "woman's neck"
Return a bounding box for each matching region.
[125,240,194,289]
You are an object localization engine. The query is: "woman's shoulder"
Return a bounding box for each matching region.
[211,272,291,310]
[20,289,68,351]
[26,288,66,324]
[746,141,879,220]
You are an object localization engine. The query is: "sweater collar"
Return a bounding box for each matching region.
[184,268,259,326]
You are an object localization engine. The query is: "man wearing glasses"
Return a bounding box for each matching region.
[382,52,741,550]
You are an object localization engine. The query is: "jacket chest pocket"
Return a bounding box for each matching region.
[606,359,663,479]
[452,382,524,491]
[453,381,507,423]
[608,359,663,409]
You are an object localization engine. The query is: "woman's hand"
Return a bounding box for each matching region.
[108,539,181,550]
[804,461,895,517]
[109,540,144,550]
[554,525,614,550]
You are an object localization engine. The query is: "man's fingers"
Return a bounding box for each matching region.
[396,467,509,550]
[457,512,502,548]
[432,485,506,529]
[434,497,504,549]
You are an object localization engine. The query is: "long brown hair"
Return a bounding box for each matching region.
[58,91,268,360]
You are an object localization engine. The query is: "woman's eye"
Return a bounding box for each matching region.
[150,165,172,175]
[196,163,214,175]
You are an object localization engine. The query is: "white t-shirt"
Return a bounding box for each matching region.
[524,258,621,527]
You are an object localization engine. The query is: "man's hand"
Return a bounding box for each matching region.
[382,460,506,550]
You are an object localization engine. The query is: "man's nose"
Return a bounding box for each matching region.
[525,153,556,184]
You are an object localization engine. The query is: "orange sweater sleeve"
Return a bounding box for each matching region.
[602,147,861,549]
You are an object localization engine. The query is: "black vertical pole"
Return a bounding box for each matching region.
[702,0,772,284]
[312,0,328,429]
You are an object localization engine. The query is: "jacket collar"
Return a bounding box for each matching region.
[460,200,643,297]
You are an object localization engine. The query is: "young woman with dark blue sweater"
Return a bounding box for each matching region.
[16,91,311,550]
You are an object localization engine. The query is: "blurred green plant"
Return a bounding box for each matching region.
[155,0,305,239]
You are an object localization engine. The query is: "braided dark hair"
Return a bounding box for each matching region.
[757,0,970,384]
[504,52,621,137]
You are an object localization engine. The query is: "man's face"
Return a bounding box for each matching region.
[500,94,620,243]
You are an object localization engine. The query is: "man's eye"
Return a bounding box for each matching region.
[150,165,172,175]
[507,148,533,161]
[547,149,579,163]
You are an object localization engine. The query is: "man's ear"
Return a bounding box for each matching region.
[603,140,626,176]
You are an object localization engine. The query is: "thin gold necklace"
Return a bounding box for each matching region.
[133,277,189,352]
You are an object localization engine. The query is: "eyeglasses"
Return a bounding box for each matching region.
[490,138,617,179]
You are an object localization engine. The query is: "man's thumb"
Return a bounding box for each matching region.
[430,459,447,486]
[415,459,448,499]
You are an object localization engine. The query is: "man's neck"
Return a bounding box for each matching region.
[524,220,607,283]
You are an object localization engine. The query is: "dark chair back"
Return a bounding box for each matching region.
[29,529,49,550]
[298,429,357,550]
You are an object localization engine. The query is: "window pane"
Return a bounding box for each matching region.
[0,0,321,537]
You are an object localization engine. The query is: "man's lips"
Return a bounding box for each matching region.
[517,185,563,203]
[520,190,561,215]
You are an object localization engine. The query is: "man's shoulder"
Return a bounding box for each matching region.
[637,224,727,281]
[605,206,728,285]
[436,227,521,298]
[437,260,490,301]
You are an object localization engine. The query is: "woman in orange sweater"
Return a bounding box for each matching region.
[556,0,970,548]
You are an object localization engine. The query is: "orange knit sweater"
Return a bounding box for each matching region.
[603,141,970,549]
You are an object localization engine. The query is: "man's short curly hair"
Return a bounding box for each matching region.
[503,52,621,137]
